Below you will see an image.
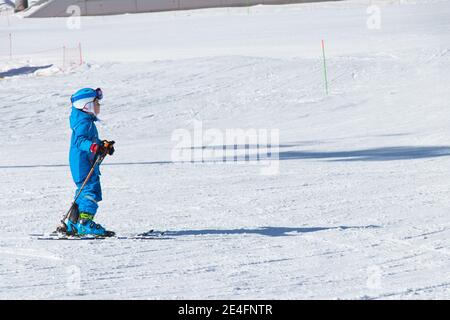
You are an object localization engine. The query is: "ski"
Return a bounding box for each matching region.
[117,230,167,240]
[30,230,167,241]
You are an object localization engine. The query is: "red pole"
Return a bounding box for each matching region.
[63,46,66,69]
[79,42,83,65]
[321,39,329,95]
[9,33,12,60]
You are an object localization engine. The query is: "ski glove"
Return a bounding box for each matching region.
[90,140,115,156]
[103,140,115,156]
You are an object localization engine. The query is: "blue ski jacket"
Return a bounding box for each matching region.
[69,107,102,184]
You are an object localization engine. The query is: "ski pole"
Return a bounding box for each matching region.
[58,141,114,228]
[59,155,105,227]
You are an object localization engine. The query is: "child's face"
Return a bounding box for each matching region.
[94,99,101,115]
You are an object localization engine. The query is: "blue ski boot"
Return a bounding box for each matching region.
[66,212,115,237]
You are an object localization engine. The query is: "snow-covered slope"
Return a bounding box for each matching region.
[0,1,13,14]
[0,0,450,299]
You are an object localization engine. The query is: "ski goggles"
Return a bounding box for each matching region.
[95,88,103,101]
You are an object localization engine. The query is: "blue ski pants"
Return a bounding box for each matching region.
[74,174,102,215]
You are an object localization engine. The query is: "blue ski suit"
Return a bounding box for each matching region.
[69,107,102,215]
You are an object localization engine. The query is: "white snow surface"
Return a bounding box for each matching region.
[1,0,450,299]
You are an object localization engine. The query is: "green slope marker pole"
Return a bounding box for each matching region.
[321,39,329,95]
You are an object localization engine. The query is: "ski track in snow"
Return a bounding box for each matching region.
[0,0,450,299]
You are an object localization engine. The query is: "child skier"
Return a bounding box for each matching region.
[64,87,115,237]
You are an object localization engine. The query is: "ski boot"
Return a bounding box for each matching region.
[55,203,79,235]
[65,209,115,237]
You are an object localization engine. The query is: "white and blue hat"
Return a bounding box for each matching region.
[71,88,103,110]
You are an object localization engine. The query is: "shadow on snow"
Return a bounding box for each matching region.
[0,65,53,78]
[278,146,450,162]
[1,146,449,169]
[164,225,380,237]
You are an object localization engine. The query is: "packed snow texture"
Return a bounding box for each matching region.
[0,0,450,299]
